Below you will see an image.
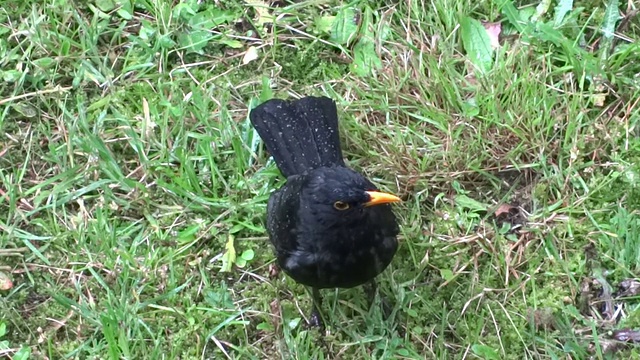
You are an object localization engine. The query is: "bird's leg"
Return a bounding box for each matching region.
[365,280,392,318]
[308,287,324,329]
[365,279,378,304]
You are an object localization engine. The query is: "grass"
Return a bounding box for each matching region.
[1,0,639,358]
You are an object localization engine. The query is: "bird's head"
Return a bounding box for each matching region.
[301,166,401,226]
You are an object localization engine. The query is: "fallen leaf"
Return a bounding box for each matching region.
[482,21,502,49]
[589,339,624,355]
[243,46,259,64]
[0,271,13,290]
[270,299,282,332]
[611,328,640,343]
[593,272,615,321]
[617,279,640,297]
[591,93,606,107]
[246,0,274,26]
[268,263,280,278]
[527,308,557,331]
[494,203,515,217]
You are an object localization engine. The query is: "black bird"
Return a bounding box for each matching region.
[249,96,401,327]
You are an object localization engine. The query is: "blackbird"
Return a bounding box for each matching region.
[249,95,401,328]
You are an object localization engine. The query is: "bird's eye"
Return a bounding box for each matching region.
[333,201,350,211]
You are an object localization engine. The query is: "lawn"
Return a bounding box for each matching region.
[1,0,639,359]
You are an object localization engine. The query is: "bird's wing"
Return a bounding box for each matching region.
[266,175,324,284]
[249,96,345,178]
[266,175,306,255]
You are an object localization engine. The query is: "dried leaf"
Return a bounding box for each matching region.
[246,0,274,26]
[0,271,12,290]
[617,279,640,297]
[494,203,515,217]
[482,22,502,49]
[243,46,259,64]
[611,329,640,343]
[593,272,615,320]
[589,339,624,355]
[268,263,280,278]
[270,299,282,332]
[591,93,607,107]
[527,308,557,331]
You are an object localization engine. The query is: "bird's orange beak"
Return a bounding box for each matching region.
[364,191,402,207]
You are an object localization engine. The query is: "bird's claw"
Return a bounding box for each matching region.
[306,287,325,329]
[366,280,393,319]
[308,309,324,329]
[379,295,393,319]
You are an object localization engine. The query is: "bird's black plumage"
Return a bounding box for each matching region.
[249,96,401,327]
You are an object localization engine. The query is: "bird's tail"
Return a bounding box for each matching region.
[249,96,345,178]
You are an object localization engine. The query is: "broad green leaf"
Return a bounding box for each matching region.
[259,76,273,103]
[455,194,489,213]
[330,7,359,45]
[460,16,494,73]
[314,15,335,34]
[177,31,213,52]
[1,69,22,82]
[173,2,198,20]
[350,39,382,76]
[462,97,480,116]
[440,269,454,281]
[499,0,535,34]
[519,7,537,23]
[138,21,156,42]
[220,234,236,272]
[12,103,38,118]
[396,349,410,356]
[472,344,500,360]
[349,7,381,77]
[95,0,115,12]
[60,39,71,55]
[240,249,255,261]
[115,0,133,20]
[219,38,243,49]
[553,0,573,25]
[158,35,177,49]
[189,8,235,29]
[602,0,621,40]
[178,224,200,243]
[14,347,31,360]
[256,322,274,331]
[532,0,552,22]
[229,223,244,234]
[287,318,301,329]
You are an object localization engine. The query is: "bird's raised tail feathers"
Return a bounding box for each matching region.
[249,96,345,178]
